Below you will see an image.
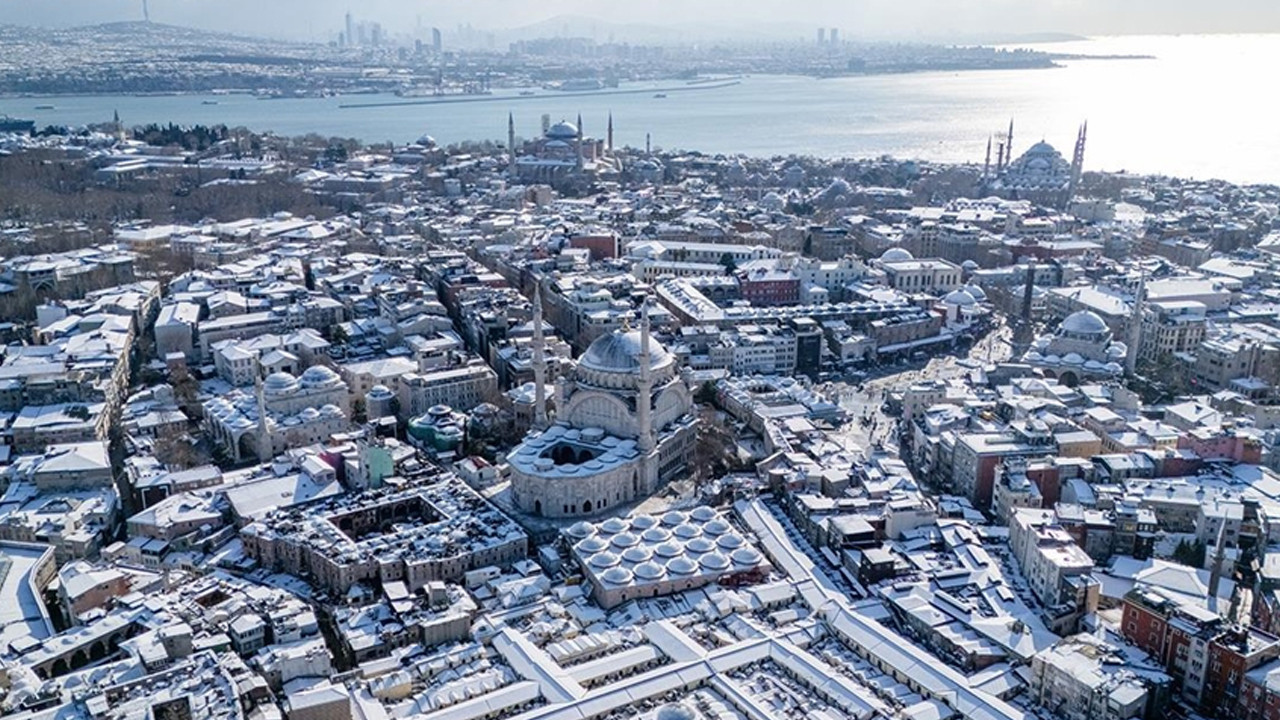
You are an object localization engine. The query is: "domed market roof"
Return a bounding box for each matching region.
[579,329,673,375]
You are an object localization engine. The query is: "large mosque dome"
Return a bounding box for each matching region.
[546,121,579,140]
[579,329,675,376]
[1060,310,1109,337]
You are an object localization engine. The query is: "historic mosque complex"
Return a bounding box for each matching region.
[509,297,699,518]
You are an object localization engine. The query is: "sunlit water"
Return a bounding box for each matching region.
[3,34,1277,184]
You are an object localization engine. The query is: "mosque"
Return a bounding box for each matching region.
[1020,310,1127,387]
[203,365,350,462]
[508,113,622,185]
[508,296,699,519]
[984,121,1087,208]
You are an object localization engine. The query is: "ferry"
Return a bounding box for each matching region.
[34,105,54,110]
[653,93,668,99]
[201,100,219,105]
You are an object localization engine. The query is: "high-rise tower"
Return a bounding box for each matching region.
[607,112,614,153]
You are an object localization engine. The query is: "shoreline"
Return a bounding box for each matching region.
[337,81,743,110]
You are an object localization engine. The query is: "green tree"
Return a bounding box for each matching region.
[719,252,738,274]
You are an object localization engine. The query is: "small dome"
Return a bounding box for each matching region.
[634,561,666,580]
[415,134,437,147]
[654,542,683,558]
[367,385,394,399]
[600,517,628,534]
[731,547,763,566]
[601,566,633,585]
[565,521,595,540]
[1062,352,1085,365]
[610,532,640,549]
[630,514,657,531]
[657,704,697,720]
[689,506,717,522]
[716,533,746,550]
[699,553,730,571]
[944,289,977,306]
[686,537,715,554]
[590,551,620,569]
[622,546,652,564]
[299,365,340,387]
[576,536,608,554]
[964,284,987,301]
[263,372,298,394]
[703,519,732,536]
[1060,310,1109,337]
[642,527,672,544]
[673,523,702,539]
[661,511,688,527]
[880,247,914,262]
[666,557,698,575]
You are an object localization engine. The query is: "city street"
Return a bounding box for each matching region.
[824,322,1014,458]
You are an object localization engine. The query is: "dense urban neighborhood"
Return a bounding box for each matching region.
[2,73,1280,720]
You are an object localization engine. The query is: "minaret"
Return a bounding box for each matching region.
[1125,272,1146,376]
[1208,518,1228,602]
[1006,118,1014,162]
[532,285,548,430]
[507,112,517,176]
[254,363,270,459]
[645,132,651,155]
[1067,121,1088,206]
[636,300,655,452]
[607,112,614,153]
[575,113,585,170]
[982,135,992,183]
[995,141,1006,175]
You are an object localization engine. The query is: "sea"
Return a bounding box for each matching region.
[3,34,1278,186]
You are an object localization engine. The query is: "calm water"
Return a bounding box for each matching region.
[4,34,1278,185]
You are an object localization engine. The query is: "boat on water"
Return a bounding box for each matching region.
[201,100,219,105]
[653,93,667,99]
[518,90,536,96]
[34,105,54,110]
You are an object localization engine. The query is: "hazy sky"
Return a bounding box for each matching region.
[4,0,1280,41]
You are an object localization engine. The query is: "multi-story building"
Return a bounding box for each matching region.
[1030,635,1168,720]
[1140,301,1207,362]
[398,363,499,417]
[1009,508,1100,634]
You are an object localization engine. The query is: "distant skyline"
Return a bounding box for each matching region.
[3,0,1280,43]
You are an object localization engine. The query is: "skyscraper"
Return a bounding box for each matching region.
[817,28,827,44]
[432,27,442,53]
[830,28,840,44]
[345,12,354,47]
